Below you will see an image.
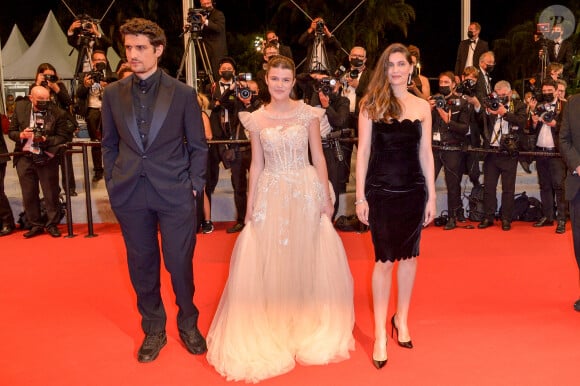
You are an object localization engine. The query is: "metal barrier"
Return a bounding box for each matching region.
[0,138,565,239]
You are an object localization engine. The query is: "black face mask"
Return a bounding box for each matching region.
[350,58,364,68]
[268,39,278,45]
[439,86,452,96]
[485,64,495,73]
[203,6,213,12]
[467,31,474,39]
[542,93,555,102]
[35,100,50,111]
[221,71,234,81]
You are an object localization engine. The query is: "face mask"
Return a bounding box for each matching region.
[438,86,452,96]
[350,58,364,68]
[467,31,474,39]
[221,71,234,81]
[36,100,50,111]
[542,93,555,102]
[203,5,213,12]
[268,39,278,45]
[485,64,495,73]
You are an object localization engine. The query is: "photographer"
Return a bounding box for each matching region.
[459,66,484,188]
[529,79,567,233]
[310,76,350,221]
[8,86,70,238]
[298,17,342,74]
[32,63,78,196]
[67,16,112,75]
[76,50,116,182]
[197,0,228,78]
[207,58,259,233]
[478,80,527,231]
[429,71,470,230]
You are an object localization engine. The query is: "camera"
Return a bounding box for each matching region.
[500,132,519,156]
[534,104,556,123]
[315,20,325,34]
[314,77,337,95]
[88,62,109,83]
[186,8,209,33]
[455,79,476,97]
[533,92,554,104]
[40,74,58,88]
[76,15,97,36]
[234,73,253,99]
[334,65,359,80]
[432,94,446,109]
[483,93,508,111]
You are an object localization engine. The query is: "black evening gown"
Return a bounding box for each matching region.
[366,119,427,262]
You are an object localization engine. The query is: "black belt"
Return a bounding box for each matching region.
[536,146,556,152]
[88,107,101,111]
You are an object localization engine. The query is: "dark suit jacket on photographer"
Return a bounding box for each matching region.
[298,31,342,74]
[75,70,116,118]
[432,96,470,146]
[530,99,566,149]
[481,99,527,149]
[8,100,70,164]
[201,8,228,77]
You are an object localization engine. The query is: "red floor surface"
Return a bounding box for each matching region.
[1,221,579,386]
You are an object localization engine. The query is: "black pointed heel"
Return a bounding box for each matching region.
[372,340,388,369]
[390,314,413,349]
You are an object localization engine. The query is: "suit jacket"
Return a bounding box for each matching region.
[455,38,489,76]
[201,8,228,76]
[75,70,117,117]
[8,100,70,165]
[481,99,527,148]
[298,31,342,74]
[101,72,208,208]
[0,125,9,164]
[277,43,293,60]
[531,99,566,149]
[549,39,574,73]
[558,95,580,199]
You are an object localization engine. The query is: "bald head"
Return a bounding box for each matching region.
[29,85,50,111]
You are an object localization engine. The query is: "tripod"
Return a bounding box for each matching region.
[309,31,330,73]
[177,31,214,90]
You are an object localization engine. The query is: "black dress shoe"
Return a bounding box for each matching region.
[519,160,532,174]
[23,226,44,238]
[226,222,245,234]
[0,224,14,236]
[556,220,566,234]
[46,225,61,238]
[574,298,580,312]
[68,190,78,197]
[92,172,103,182]
[179,327,207,355]
[456,208,467,223]
[444,217,456,230]
[533,217,554,227]
[501,220,511,231]
[137,331,167,363]
[478,218,494,229]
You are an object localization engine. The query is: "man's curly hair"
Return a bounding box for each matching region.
[119,18,166,49]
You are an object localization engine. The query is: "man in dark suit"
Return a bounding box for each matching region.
[66,16,112,75]
[298,17,342,74]
[455,22,489,77]
[548,24,574,80]
[475,51,496,103]
[8,86,70,238]
[199,0,228,80]
[477,80,527,231]
[101,18,208,362]
[558,94,580,312]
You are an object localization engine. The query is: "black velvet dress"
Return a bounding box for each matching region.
[366,119,427,262]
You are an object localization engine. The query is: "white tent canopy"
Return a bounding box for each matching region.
[1,25,29,67]
[3,11,78,80]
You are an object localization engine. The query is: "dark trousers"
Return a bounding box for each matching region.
[15,156,61,227]
[205,145,221,197]
[323,143,352,220]
[0,162,15,226]
[434,149,464,217]
[86,108,103,174]
[230,149,251,223]
[536,155,567,221]
[482,152,518,221]
[112,177,199,334]
[462,151,481,187]
[569,190,580,270]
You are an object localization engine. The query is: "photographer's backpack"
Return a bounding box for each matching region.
[467,184,485,222]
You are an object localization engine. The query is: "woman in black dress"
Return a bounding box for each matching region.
[355,43,436,369]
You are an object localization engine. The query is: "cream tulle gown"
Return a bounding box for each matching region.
[206,101,355,383]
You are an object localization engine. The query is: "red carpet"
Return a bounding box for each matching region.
[1,221,579,386]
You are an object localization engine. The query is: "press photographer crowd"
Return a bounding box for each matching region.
[0,6,578,241]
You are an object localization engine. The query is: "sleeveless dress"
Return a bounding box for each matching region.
[206,101,355,383]
[366,119,427,262]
